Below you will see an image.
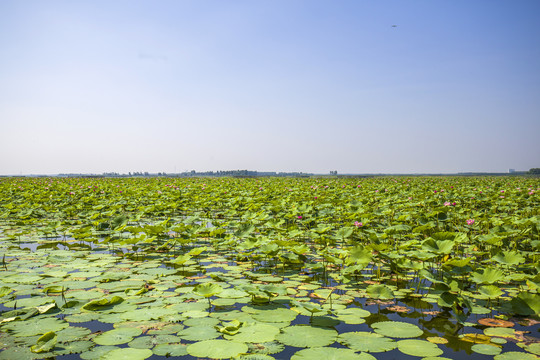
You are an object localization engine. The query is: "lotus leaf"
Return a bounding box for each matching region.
[397,339,443,357]
[372,321,423,338]
[366,284,394,300]
[177,325,220,341]
[291,347,375,360]
[187,339,248,359]
[252,308,298,323]
[275,325,337,347]
[472,344,502,355]
[494,352,539,360]
[338,332,397,352]
[3,317,69,337]
[247,341,285,354]
[93,327,143,345]
[30,331,57,353]
[225,323,280,343]
[100,348,153,360]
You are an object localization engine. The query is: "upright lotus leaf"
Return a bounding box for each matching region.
[366,284,394,300]
[470,268,505,284]
[170,254,192,265]
[82,296,124,311]
[346,246,372,265]
[275,325,337,347]
[193,283,223,298]
[30,331,57,353]
[492,251,525,266]
[372,321,423,338]
[291,347,374,360]
[0,286,13,298]
[478,285,503,299]
[511,292,540,315]
[421,238,454,254]
[188,246,207,256]
[187,339,248,359]
[216,320,243,336]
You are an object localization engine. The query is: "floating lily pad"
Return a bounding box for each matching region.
[187,339,248,359]
[472,344,502,355]
[30,331,57,353]
[153,343,188,357]
[276,325,337,348]
[494,352,540,360]
[372,321,423,338]
[3,317,69,337]
[397,339,443,357]
[93,327,143,345]
[100,347,153,360]
[291,347,374,360]
[247,341,285,354]
[225,323,280,343]
[338,332,397,352]
[177,325,220,341]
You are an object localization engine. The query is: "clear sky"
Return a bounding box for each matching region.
[1,0,539,175]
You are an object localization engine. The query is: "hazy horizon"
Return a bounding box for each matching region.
[1,1,539,175]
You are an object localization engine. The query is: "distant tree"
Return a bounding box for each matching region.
[529,168,540,174]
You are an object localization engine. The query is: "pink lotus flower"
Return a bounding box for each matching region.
[466,219,475,225]
[444,202,451,206]
[314,197,317,199]
[297,216,302,219]
[354,221,363,227]
[452,202,456,206]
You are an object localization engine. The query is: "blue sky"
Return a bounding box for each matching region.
[1,0,539,175]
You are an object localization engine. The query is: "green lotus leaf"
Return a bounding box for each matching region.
[291,347,375,360]
[336,307,371,324]
[247,341,285,354]
[470,268,505,284]
[183,316,220,327]
[511,292,540,315]
[236,354,276,360]
[187,339,248,359]
[128,335,180,349]
[494,352,540,360]
[80,346,119,360]
[193,282,223,298]
[3,317,69,337]
[217,288,249,298]
[397,339,443,357]
[100,347,153,360]
[275,325,337,347]
[224,323,280,343]
[484,327,515,337]
[366,284,394,300]
[338,331,397,352]
[0,286,13,297]
[81,296,124,311]
[30,331,57,353]
[478,285,503,298]
[53,340,94,355]
[177,325,221,341]
[526,343,540,356]
[471,344,502,355]
[153,343,188,357]
[372,321,423,338]
[492,251,525,266]
[251,308,298,323]
[422,238,454,254]
[93,327,143,345]
[56,326,92,342]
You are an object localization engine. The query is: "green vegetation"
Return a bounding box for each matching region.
[0,176,538,359]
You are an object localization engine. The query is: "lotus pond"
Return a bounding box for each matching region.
[0,176,539,360]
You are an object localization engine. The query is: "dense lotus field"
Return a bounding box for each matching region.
[0,176,539,360]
